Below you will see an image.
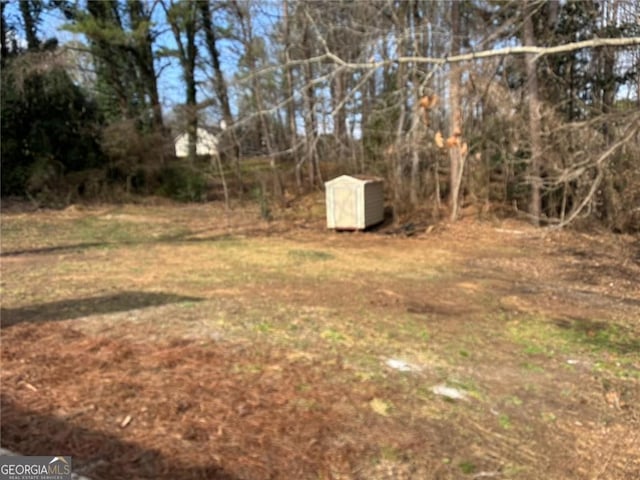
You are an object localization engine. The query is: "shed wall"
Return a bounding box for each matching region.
[325,176,384,230]
[363,182,384,227]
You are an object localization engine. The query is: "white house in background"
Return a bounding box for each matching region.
[174,127,219,158]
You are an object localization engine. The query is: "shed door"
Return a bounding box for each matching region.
[333,185,358,228]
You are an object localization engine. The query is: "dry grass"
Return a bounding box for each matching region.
[1,199,639,479]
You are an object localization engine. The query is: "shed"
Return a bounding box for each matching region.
[325,175,384,230]
[174,127,219,158]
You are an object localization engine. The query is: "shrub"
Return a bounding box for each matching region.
[157,164,207,202]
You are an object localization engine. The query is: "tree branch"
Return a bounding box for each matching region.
[550,120,639,229]
[325,37,640,69]
[552,119,639,186]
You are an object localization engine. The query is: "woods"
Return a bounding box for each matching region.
[2,0,639,231]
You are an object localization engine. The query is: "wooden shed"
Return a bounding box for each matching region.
[325,175,384,230]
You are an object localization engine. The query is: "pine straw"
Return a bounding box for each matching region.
[3,209,639,479]
[1,321,443,480]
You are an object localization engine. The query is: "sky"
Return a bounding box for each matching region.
[5,1,317,135]
[7,2,214,116]
[7,1,637,137]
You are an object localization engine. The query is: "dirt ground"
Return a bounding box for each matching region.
[1,198,639,479]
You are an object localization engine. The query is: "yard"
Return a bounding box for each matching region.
[1,198,639,479]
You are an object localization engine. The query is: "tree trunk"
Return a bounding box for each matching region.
[301,18,318,188]
[409,97,422,206]
[409,3,424,206]
[524,2,542,225]
[128,0,164,131]
[186,16,197,165]
[237,5,282,202]
[1,2,9,64]
[199,1,233,128]
[282,0,302,191]
[199,0,241,189]
[333,72,347,143]
[391,2,408,209]
[448,0,463,221]
[19,1,39,50]
[164,0,199,164]
[601,0,618,144]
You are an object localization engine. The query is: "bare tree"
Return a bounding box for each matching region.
[282,0,300,188]
[298,4,319,188]
[448,0,463,221]
[119,0,640,228]
[523,1,542,225]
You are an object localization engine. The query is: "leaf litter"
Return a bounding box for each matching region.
[1,201,639,479]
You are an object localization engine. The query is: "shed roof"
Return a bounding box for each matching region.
[325,174,383,186]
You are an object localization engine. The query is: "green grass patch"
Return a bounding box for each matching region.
[507,315,640,358]
[255,321,273,333]
[459,460,476,474]
[320,328,346,343]
[506,395,523,406]
[379,444,402,462]
[1,210,193,253]
[498,413,512,429]
[521,362,545,373]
